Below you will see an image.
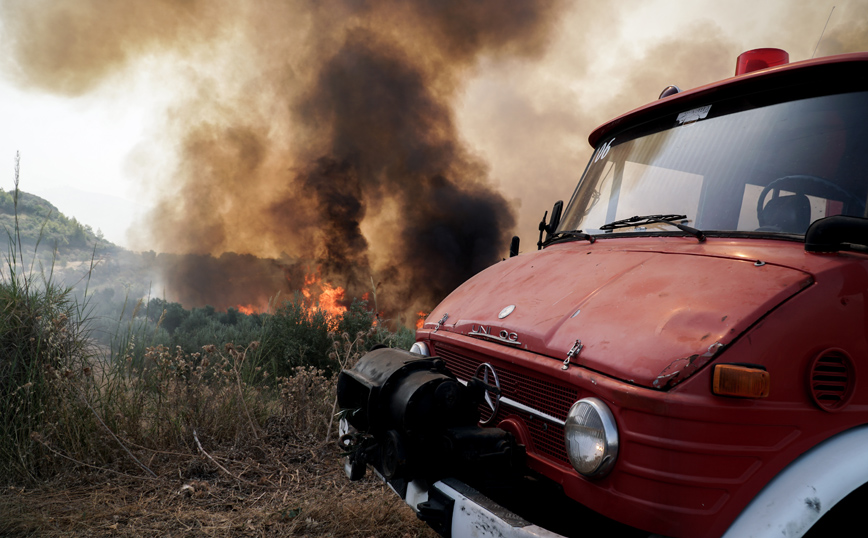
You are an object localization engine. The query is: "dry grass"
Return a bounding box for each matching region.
[0,438,437,538]
[1,332,436,537]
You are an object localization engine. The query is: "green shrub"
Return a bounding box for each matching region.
[260,294,336,377]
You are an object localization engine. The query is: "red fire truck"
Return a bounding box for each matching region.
[337,49,868,537]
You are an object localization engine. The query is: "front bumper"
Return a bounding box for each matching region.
[396,476,566,538]
[337,347,656,537]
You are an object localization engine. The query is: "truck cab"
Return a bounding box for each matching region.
[337,49,868,538]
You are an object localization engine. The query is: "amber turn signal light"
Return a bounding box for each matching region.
[713,364,770,398]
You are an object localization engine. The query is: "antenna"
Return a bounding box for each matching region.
[812,6,836,59]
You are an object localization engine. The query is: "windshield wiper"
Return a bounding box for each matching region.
[543,229,596,247]
[599,214,706,242]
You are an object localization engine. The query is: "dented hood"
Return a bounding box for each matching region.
[424,242,812,389]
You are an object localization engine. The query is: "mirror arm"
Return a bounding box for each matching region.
[537,210,549,250]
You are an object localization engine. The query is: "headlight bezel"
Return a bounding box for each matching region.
[564,397,619,478]
[409,341,430,356]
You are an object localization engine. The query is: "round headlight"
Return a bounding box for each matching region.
[409,341,430,356]
[564,397,619,478]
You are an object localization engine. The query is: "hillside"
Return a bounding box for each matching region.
[0,189,311,347]
[0,188,123,265]
[0,188,163,338]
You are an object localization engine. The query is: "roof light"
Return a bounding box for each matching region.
[735,48,789,76]
[713,364,770,398]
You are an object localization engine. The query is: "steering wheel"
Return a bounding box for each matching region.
[756,175,866,225]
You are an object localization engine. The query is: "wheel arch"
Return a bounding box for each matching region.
[722,424,868,538]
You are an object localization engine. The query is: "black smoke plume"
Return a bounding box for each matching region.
[0,0,563,321]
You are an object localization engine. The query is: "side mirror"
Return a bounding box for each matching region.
[537,200,564,250]
[509,236,520,257]
[805,215,868,252]
[548,201,563,235]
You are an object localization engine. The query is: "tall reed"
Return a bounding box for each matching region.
[0,154,95,479]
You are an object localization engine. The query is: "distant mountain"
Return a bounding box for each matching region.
[0,188,120,259]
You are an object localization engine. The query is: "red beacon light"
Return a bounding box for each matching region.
[735,48,789,76]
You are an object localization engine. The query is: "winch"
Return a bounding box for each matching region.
[336,347,523,488]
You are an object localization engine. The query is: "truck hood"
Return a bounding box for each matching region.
[424,243,813,389]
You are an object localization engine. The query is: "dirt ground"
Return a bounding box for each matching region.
[0,439,437,538]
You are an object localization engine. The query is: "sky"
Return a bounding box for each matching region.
[0,0,863,250]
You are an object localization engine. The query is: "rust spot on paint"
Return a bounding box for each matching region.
[653,342,724,389]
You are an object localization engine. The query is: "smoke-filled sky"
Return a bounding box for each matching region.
[0,0,866,314]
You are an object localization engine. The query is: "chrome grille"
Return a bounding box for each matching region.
[432,342,576,465]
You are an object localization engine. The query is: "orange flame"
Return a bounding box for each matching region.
[416,311,428,329]
[231,267,349,322]
[236,304,258,315]
[316,280,347,318]
[296,267,348,326]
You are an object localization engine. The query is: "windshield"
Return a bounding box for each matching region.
[560,88,868,237]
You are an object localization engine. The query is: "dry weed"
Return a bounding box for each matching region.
[275,366,334,443]
[0,442,436,537]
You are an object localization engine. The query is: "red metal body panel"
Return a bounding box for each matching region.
[417,237,868,537]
